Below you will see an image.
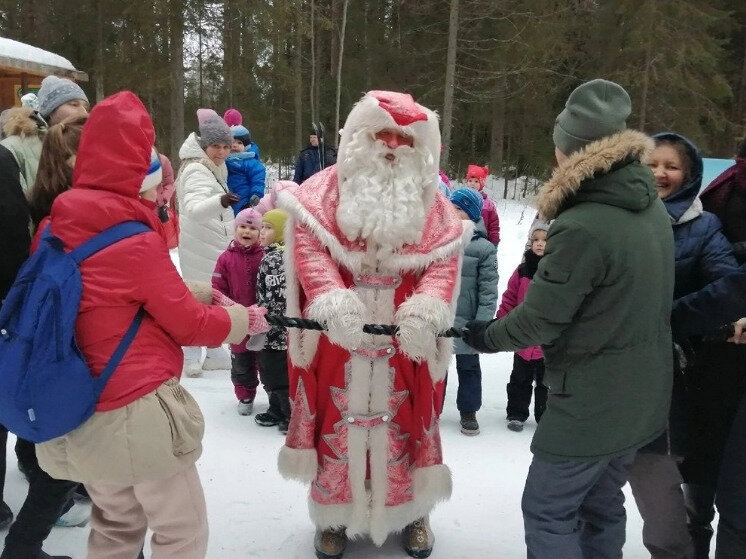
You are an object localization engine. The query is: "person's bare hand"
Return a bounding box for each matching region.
[728,318,746,343]
[220,193,240,208]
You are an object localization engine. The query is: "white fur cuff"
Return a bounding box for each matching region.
[395,294,453,363]
[306,288,367,351]
[278,446,318,482]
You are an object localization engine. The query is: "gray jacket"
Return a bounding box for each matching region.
[453,220,499,354]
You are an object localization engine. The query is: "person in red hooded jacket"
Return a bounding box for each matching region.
[34,91,267,559]
[466,164,500,245]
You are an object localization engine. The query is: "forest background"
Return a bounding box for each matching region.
[1,0,745,185]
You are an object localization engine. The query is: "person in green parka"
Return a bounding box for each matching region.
[463,79,675,559]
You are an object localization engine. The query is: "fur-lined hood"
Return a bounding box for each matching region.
[1,107,45,139]
[538,130,655,220]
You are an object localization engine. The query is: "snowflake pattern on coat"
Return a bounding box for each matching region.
[256,243,287,350]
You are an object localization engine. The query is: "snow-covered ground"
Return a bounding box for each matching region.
[2,199,651,558]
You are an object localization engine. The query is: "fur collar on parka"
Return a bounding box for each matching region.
[1,107,45,139]
[538,129,654,220]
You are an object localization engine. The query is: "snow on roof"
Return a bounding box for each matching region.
[0,37,87,80]
[0,37,76,70]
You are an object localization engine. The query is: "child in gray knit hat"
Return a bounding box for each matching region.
[37,75,89,125]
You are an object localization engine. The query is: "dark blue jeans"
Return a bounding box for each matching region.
[455,354,482,414]
[522,452,635,559]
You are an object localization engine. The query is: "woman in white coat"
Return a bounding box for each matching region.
[176,109,239,375]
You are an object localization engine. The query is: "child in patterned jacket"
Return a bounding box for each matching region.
[254,209,291,433]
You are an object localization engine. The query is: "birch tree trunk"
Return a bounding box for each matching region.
[738,40,746,134]
[310,0,317,124]
[441,0,459,169]
[294,0,304,150]
[169,0,185,163]
[334,0,349,146]
[94,0,105,102]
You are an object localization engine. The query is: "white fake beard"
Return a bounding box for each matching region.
[336,133,432,253]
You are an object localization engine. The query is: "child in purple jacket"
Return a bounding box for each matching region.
[212,208,265,415]
[497,221,549,432]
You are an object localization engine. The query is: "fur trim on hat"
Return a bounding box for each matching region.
[337,92,441,201]
[537,129,653,220]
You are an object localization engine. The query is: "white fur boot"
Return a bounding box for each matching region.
[202,346,232,371]
[182,346,203,378]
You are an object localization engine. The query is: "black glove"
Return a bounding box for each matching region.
[463,319,500,353]
[220,193,240,208]
[249,195,261,207]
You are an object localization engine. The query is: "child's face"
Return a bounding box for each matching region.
[451,203,470,221]
[531,230,547,256]
[231,139,245,153]
[466,177,481,191]
[235,223,260,246]
[260,223,276,247]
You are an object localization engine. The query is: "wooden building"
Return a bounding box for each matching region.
[0,37,88,109]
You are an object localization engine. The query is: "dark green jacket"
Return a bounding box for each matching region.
[485,130,675,461]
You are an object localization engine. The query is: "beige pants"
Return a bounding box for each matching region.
[85,464,208,559]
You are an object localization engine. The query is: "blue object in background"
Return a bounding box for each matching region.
[701,158,735,192]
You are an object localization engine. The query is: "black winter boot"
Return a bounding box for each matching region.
[684,483,716,559]
[0,502,12,530]
[459,413,480,436]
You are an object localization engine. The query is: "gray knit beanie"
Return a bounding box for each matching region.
[196,108,232,149]
[529,219,551,239]
[553,79,631,156]
[37,76,89,120]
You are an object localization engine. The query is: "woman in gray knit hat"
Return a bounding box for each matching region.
[36,75,89,126]
[176,109,239,376]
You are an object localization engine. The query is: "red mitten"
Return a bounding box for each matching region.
[212,288,236,307]
[248,305,270,335]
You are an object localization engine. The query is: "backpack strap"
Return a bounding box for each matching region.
[93,306,146,395]
[70,221,152,264]
[69,221,152,395]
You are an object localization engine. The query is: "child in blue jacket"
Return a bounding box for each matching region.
[227,125,266,214]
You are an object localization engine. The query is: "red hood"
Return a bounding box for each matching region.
[51,91,166,247]
[73,91,154,197]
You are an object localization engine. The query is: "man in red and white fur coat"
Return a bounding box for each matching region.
[277,91,470,559]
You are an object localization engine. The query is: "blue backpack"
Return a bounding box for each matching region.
[0,221,151,443]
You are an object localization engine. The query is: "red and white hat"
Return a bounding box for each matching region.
[338,91,441,188]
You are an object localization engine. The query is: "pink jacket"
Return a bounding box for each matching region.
[212,240,265,353]
[481,192,500,245]
[497,267,542,361]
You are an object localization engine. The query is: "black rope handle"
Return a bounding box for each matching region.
[266,315,464,338]
[702,323,736,343]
